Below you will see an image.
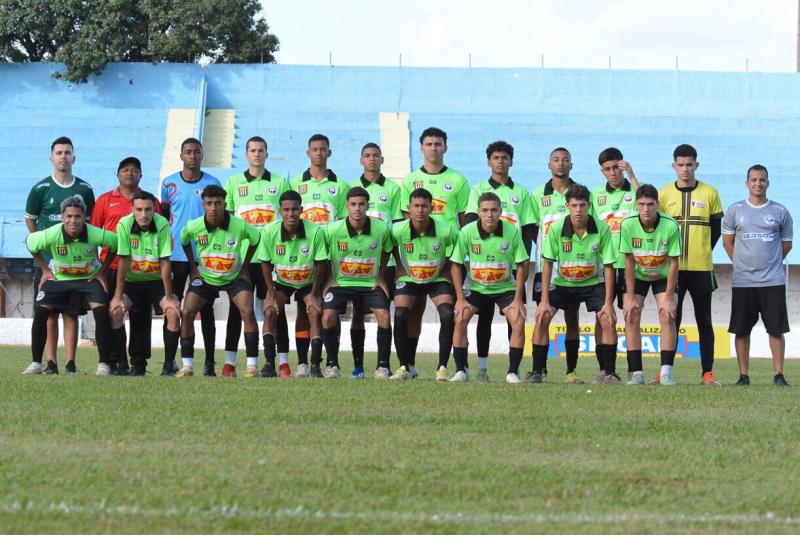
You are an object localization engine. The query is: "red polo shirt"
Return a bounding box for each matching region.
[90,187,160,270]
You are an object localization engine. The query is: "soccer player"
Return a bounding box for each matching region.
[109,191,181,376]
[24,136,95,375]
[529,184,617,384]
[619,185,681,385]
[321,187,394,379]
[658,144,723,386]
[589,147,639,382]
[450,192,528,383]
[24,197,116,376]
[722,165,793,387]
[223,136,292,377]
[159,138,221,376]
[349,142,403,378]
[465,141,534,381]
[259,191,328,378]
[529,148,581,383]
[177,185,261,377]
[391,188,459,381]
[290,134,349,371]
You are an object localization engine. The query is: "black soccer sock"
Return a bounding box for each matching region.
[276,309,290,354]
[310,337,323,366]
[296,323,310,365]
[31,306,50,364]
[180,335,196,359]
[660,349,676,367]
[476,307,493,358]
[437,303,455,368]
[532,344,549,373]
[599,344,617,375]
[408,337,419,367]
[244,332,259,360]
[263,333,276,365]
[225,304,242,352]
[377,326,392,369]
[112,326,128,367]
[508,347,523,375]
[595,343,604,371]
[565,338,579,373]
[350,327,365,369]
[393,307,410,368]
[92,306,114,364]
[200,302,215,364]
[322,327,339,368]
[627,349,643,373]
[453,346,469,372]
[163,325,180,365]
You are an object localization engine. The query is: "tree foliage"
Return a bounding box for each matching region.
[0,0,280,82]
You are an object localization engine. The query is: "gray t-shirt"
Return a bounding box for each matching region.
[722,199,793,287]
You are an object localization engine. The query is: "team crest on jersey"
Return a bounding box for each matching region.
[328,186,337,196]
[227,238,236,247]
[471,243,481,255]
[380,194,388,203]
[57,245,67,256]
[660,239,668,247]
[338,241,348,252]
[511,196,519,205]
[131,238,139,249]
[238,186,248,197]
[541,196,552,207]
[404,242,414,254]
[591,243,599,252]
[443,182,453,191]
[368,241,378,251]
[633,238,642,248]
[432,242,441,252]
[276,244,286,256]
[624,194,633,203]
[562,241,572,252]
[414,181,424,190]
[299,184,308,194]
[198,235,209,246]
[597,195,607,206]
[500,242,510,253]
[300,245,310,255]
[268,186,277,195]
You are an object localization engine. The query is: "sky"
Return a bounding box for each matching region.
[261,0,797,72]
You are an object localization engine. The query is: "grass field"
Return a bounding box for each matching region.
[2,346,799,534]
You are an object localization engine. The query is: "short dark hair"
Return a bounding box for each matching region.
[673,144,697,160]
[279,190,302,205]
[347,186,369,201]
[361,142,381,154]
[132,190,157,204]
[51,136,73,152]
[60,195,86,213]
[747,164,768,179]
[419,127,447,145]
[550,147,571,158]
[409,188,432,203]
[201,184,226,199]
[117,156,141,172]
[181,137,202,150]
[246,136,267,151]
[486,141,514,161]
[308,134,330,147]
[477,191,501,207]
[565,184,590,203]
[598,147,623,166]
[635,184,659,202]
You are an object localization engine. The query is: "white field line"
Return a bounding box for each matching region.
[1,501,799,526]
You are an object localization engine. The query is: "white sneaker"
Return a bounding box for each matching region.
[374,367,391,379]
[22,362,42,375]
[660,371,676,386]
[295,363,310,378]
[322,366,341,379]
[391,366,410,380]
[506,372,522,384]
[449,370,469,383]
[409,365,419,379]
[96,363,111,377]
[626,371,645,385]
[435,365,450,382]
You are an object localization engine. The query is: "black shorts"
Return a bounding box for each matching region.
[394,279,455,299]
[35,279,108,312]
[187,277,251,302]
[678,270,717,297]
[323,286,390,313]
[33,267,87,316]
[609,268,626,309]
[729,286,790,337]
[246,262,268,300]
[465,289,516,312]
[171,261,192,301]
[532,272,544,303]
[633,278,670,297]
[124,280,166,315]
[549,283,605,312]
[274,282,312,302]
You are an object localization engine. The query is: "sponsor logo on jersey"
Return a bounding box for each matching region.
[471,243,481,255]
[563,241,572,252]
[470,262,509,284]
[339,258,376,277]
[240,207,276,226]
[201,254,236,274]
[238,186,248,197]
[131,238,139,249]
[632,238,642,248]
[276,264,313,284]
[131,258,160,273]
[559,264,596,282]
[408,262,438,282]
[541,196,552,207]
[276,244,286,256]
[301,206,332,225]
[404,242,414,254]
[57,264,92,276]
[198,235,209,246]
[338,241,348,252]
[431,198,446,214]
[691,200,706,209]
[57,245,67,256]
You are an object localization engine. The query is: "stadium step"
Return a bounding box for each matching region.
[201,109,236,169]
[379,112,411,181]
[160,108,197,179]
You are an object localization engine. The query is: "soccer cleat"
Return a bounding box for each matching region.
[245,365,259,378]
[541,370,549,384]
[22,362,43,375]
[505,372,522,384]
[525,371,544,384]
[203,362,216,377]
[160,362,176,377]
[260,362,277,378]
[701,371,721,387]
[112,365,131,377]
[409,365,419,379]
[774,374,790,387]
[449,370,469,382]
[295,363,310,378]
[391,366,410,380]
[96,363,111,377]
[374,367,391,379]
[735,374,751,386]
[564,372,585,385]
[476,368,490,382]
[604,373,623,385]
[310,364,323,378]
[648,374,661,385]
[626,371,645,385]
[44,360,59,375]
[221,363,237,378]
[435,366,450,382]
[131,365,147,376]
[64,362,78,376]
[660,371,676,386]
[278,363,292,378]
[323,366,342,379]
[351,366,365,379]
[176,366,194,377]
[593,371,607,385]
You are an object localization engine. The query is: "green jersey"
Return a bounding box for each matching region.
[619,213,682,281]
[26,223,116,281]
[530,179,574,270]
[400,166,469,228]
[541,216,614,288]
[225,169,290,263]
[590,181,636,269]
[352,174,403,267]
[258,219,328,289]
[179,213,260,286]
[466,177,534,229]
[290,170,348,227]
[25,175,96,231]
[392,218,458,284]
[326,217,393,288]
[451,220,528,295]
[116,213,172,282]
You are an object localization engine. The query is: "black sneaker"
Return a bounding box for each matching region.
[735,374,750,386]
[44,360,59,375]
[309,364,323,378]
[160,362,176,377]
[112,364,131,376]
[525,371,544,384]
[261,361,277,378]
[774,374,790,387]
[64,361,78,376]
[131,365,147,376]
[203,361,217,377]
